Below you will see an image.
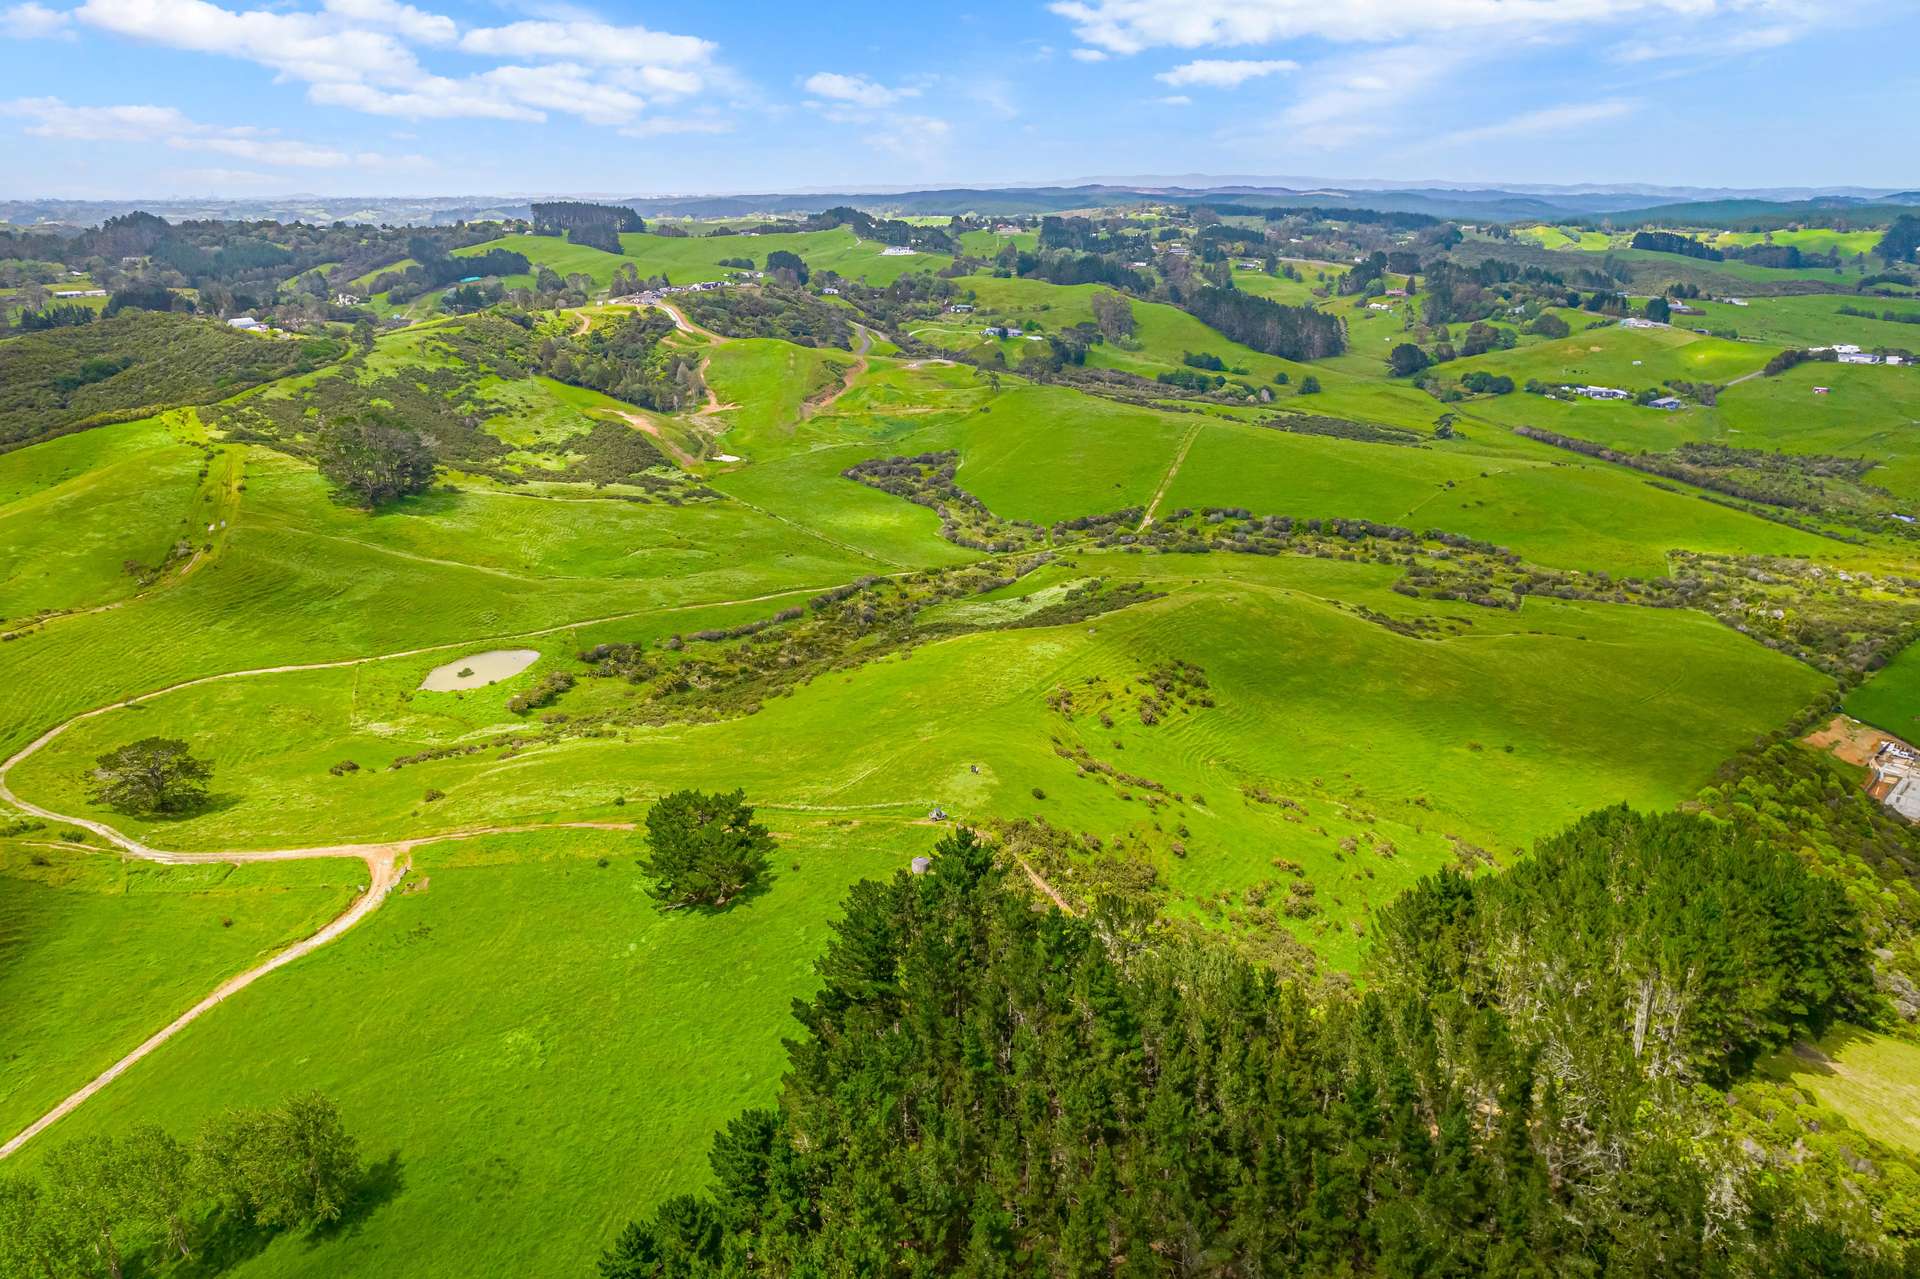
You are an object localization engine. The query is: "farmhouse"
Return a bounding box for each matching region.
[226,316,265,331]
[1867,740,1920,823]
[1571,385,1630,400]
[879,246,915,256]
[947,303,973,313]
[1840,352,1882,365]
[1621,317,1666,330]
[52,288,107,298]
[1646,396,1685,411]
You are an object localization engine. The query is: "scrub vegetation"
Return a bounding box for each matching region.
[5,195,1920,1278]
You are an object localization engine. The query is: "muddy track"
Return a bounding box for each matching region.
[802,324,874,419]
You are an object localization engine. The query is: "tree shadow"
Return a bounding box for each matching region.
[377,487,462,518]
[1781,1022,1878,1079]
[138,791,244,824]
[154,1153,405,1275]
[306,1150,406,1246]
[168,1207,274,1277]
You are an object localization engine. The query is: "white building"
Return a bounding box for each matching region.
[1572,385,1630,400]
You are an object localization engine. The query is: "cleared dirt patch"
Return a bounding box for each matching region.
[420,648,539,691]
[1804,713,1908,767]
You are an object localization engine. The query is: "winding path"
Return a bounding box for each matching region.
[802,324,874,419]
[0,572,910,1159]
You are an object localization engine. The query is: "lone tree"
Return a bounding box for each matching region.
[198,1092,360,1230]
[314,417,435,508]
[1387,342,1431,378]
[639,789,774,908]
[86,738,212,816]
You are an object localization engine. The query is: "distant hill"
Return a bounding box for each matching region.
[4,179,1916,230]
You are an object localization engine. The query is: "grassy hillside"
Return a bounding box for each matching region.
[4,233,1918,1277]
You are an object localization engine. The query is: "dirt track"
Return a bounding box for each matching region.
[0,574,898,1159]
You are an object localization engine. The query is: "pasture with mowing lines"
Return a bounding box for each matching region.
[2,824,919,1279]
[8,223,1920,1278]
[1761,1027,1920,1153]
[0,844,360,1142]
[451,226,955,294]
[0,412,214,620]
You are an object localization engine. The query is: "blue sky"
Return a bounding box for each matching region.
[1,0,1915,198]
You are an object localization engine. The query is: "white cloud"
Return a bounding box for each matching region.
[307,78,542,121]
[1612,20,1799,61]
[1273,43,1466,149]
[74,0,423,85]
[1155,57,1297,87]
[1048,0,1807,53]
[478,63,646,126]
[458,19,713,68]
[1070,46,1108,61]
[2,2,71,37]
[802,71,914,108]
[1,95,379,166]
[321,0,454,46]
[620,114,732,139]
[1433,97,1638,146]
[871,113,951,161]
[62,0,725,130]
[1154,93,1192,105]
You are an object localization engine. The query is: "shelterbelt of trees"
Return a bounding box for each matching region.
[598,799,1914,1278]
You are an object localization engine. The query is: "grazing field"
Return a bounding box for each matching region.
[1764,1028,1920,1153]
[4,824,915,1279]
[0,843,359,1141]
[1684,293,1920,348]
[7,196,1920,1279]
[1845,634,1920,734]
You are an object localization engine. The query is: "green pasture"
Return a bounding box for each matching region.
[1159,416,1840,576]
[1763,1027,1920,1153]
[11,553,1818,935]
[0,413,211,620]
[1708,228,1886,258]
[1447,323,1775,389]
[1684,294,1920,349]
[452,235,632,291]
[0,243,1909,1279]
[6,824,916,1278]
[1845,634,1920,735]
[0,843,358,1142]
